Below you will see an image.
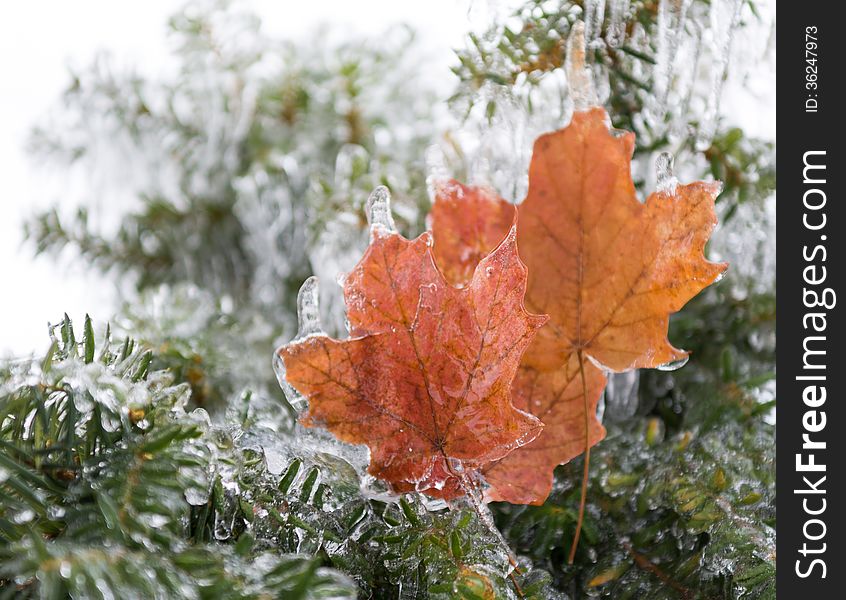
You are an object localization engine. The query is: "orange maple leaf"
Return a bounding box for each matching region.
[429,107,727,509]
[427,180,517,287]
[277,220,546,499]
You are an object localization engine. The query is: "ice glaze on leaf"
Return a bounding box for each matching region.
[278,225,546,499]
[485,355,606,504]
[428,180,516,287]
[429,107,727,504]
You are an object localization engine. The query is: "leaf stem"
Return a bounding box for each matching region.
[568,349,591,564]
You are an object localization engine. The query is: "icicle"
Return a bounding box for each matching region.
[424,144,450,204]
[603,370,640,423]
[644,0,693,134]
[583,0,607,48]
[274,350,308,414]
[674,20,704,138]
[656,355,690,371]
[695,0,743,151]
[294,276,323,340]
[365,186,397,233]
[565,21,597,112]
[655,152,678,195]
[605,0,630,48]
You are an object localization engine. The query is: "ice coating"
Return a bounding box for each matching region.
[605,0,631,48]
[711,193,775,301]
[273,276,326,414]
[676,20,705,138]
[365,185,397,233]
[565,21,597,112]
[424,144,451,204]
[695,0,743,150]
[295,276,323,340]
[308,213,369,338]
[583,0,607,48]
[645,0,693,132]
[602,370,640,423]
[451,0,751,204]
[655,151,678,195]
[656,355,690,372]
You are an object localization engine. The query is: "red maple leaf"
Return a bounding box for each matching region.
[278,217,546,499]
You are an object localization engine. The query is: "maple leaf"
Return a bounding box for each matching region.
[429,107,727,508]
[428,180,516,287]
[277,211,546,499]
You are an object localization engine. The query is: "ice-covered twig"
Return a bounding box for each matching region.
[365,185,397,233]
[565,21,598,112]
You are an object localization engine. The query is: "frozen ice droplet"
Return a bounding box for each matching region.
[655,152,678,195]
[565,21,597,112]
[645,0,693,133]
[295,276,323,340]
[274,349,310,415]
[656,355,689,371]
[365,186,397,233]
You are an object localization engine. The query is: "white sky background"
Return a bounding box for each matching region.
[0,0,774,357]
